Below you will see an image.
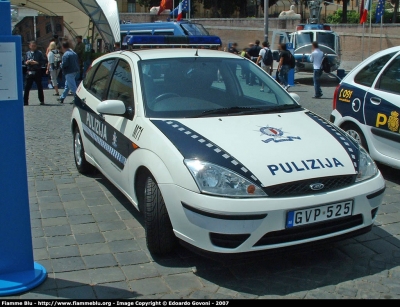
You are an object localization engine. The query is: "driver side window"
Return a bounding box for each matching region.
[377,55,400,95]
[354,53,396,87]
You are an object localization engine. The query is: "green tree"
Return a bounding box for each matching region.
[197,0,279,18]
[327,9,360,23]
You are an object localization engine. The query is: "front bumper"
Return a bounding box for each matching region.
[159,173,385,254]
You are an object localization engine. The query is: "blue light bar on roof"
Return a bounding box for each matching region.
[126,35,222,46]
[302,24,331,30]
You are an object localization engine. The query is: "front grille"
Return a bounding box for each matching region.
[254,214,363,246]
[263,175,356,197]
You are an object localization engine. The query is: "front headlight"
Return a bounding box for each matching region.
[356,147,378,182]
[184,159,266,197]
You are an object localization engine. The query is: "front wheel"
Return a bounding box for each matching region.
[144,176,177,255]
[341,122,369,152]
[73,127,95,174]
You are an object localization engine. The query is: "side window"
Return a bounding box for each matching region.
[82,62,98,89]
[354,53,396,87]
[88,59,115,100]
[377,55,400,95]
[107,60,134,109]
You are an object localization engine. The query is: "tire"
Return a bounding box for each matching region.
[73,127,94,174]
[341,122,369,152]
[144,175,176,255]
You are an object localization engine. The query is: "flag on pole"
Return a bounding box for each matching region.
[177,0,183,21]
[360,0,372,24]
[158,0,173,15]
[170,0,189,19]
[375,0,386,23]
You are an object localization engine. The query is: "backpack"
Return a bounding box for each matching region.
[289,52,296,69]
[51,50,61,70]
[262,48,273,66]
[321,56,330,73]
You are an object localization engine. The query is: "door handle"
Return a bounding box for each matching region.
[370,97,381,105]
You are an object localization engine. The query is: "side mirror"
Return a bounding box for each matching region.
[289,92,300,103]
[96,100,126,116]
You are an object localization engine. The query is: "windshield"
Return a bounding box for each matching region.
[180,23,210,35]
[316,32,335,50]
[139,57,299,118]
[296,32,313,48]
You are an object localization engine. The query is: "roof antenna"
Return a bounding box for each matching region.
[195,49,198,56]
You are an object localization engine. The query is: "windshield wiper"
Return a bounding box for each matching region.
[196,104,301,117]
[259,104,302,113]
[196,106,263,117]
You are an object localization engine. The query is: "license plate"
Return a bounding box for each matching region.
[286,200,353,228]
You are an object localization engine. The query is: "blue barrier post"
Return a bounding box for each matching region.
[286,42,295,87]
[0,0,47,296]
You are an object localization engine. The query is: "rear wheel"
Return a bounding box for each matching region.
[73,127,94,174]
[144,175,177,255]
[341,122,369,152]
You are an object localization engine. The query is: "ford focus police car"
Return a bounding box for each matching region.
[331,46,400,170]
[71,39,385,255]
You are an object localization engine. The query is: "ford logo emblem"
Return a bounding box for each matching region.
[310,183,325,191]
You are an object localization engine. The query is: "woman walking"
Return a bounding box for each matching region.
[46,42,61,96]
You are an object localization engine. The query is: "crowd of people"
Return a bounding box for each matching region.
[23,35,90,106]
[23,36,325,106]
[226,39,292,91]
[226,39,324,98]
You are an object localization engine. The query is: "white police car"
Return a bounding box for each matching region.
[331,46,400,170]
[71,45,385,255]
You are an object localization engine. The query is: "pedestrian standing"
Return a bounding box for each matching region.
[57,41,80,104]
[309,41,324,98]
[45,38,56,89]
[74,36,85,82]
[46,42,61,97]
[256,41,273,92]
[24,41,46,106]
[240,43,253,80]
[82,41,94,80]
[114,42,121,51]
[277,43,291,91]
[246,40,262,85]
[228,42,239,54]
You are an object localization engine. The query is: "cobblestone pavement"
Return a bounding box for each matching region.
[4,74,400,300]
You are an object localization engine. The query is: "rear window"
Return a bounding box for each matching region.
[354,52,396,87]
[83,62,97,89]
[180,23,209,35]
[88,59,115,100]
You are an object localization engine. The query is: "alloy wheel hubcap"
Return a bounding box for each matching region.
[347,129,361,144]
[74,132,83,166]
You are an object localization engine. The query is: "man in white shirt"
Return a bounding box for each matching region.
[309,41,324,98]
[256,41,273,92]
